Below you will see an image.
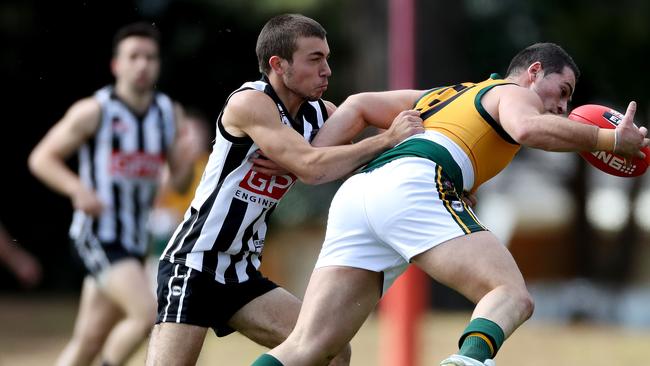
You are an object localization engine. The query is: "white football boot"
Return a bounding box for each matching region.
[439,354,496,366]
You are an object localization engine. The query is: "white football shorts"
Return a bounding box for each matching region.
[315,157,485,294]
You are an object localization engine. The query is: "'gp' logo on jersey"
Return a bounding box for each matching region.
[239,170,297,200]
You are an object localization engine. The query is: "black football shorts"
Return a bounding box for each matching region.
[155,260,279,336]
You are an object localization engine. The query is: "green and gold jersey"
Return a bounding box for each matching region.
[364,74,520,193]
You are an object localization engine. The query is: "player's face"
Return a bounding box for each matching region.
[112,36,160,92]
[283,36,331,101]
[531,66,576,115]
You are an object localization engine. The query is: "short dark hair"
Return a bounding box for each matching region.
[112,22,160,56]
[255,14,327,75]
[506,42,580,79]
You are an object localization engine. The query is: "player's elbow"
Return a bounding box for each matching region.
[507,116,559,150]
[338,94,368,126]
[27,148,45,177]
[508,123,534,145]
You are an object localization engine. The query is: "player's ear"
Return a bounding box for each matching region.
[110,58,118,78]
[527,62,543,82]
[269,55,286,76]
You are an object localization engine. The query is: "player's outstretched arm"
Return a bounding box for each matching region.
[224,90,423,185]
[496,86,647,158]
[28,98,104,216]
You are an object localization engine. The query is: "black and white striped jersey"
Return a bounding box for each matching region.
[69,85,176,256]
[160,78,328,284]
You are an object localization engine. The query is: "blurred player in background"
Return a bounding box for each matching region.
[253,43,649,366]
[145,13,422,366]
[28,22,194,366]
[0,221,42,289]
[147,108,212,287]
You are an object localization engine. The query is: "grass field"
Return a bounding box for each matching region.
[1,294,649,365]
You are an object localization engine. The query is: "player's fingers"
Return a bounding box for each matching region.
[639,126,648,137]
[249,157,276,168]
[621,101,637,126]
[642,137,650,148]
[253,149,268,159]
[251,165,282,176]
[396,110,420,120]
[395,110,409,118]
[253,162,288,175]
[403,109,421,116]
[406,119,422,127]
[409,118,424,127]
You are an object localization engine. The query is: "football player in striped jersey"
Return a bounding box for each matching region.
[29,22,194,366]
[146,13,423,366]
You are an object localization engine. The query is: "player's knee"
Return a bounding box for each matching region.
[520,289,535,320]
[509,286,534,321]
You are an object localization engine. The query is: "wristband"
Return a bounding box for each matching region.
[595,129,616,151]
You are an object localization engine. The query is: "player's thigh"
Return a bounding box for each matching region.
[411,231,526,303]
[228,287,301,348]
[102,258,156,318]
[294,266,382,349]
[146,323,207,366]
[72,276,122,341]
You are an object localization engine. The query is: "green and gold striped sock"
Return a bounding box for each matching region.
[458,318,505,362]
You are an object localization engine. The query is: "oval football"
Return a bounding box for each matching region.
[568,104,649,177]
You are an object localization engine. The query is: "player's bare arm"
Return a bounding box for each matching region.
[165,102,195,193]
[224,90,423,185]
[28,97,104,216]
[312,90,424,147]
[250,101,338,176]
[491,85,648,157]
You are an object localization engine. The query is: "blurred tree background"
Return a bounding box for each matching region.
[1,0,649,309]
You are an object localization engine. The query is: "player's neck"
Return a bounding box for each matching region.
[114,82,154,115]
[505,73,528,88]
[268,75,306,119]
